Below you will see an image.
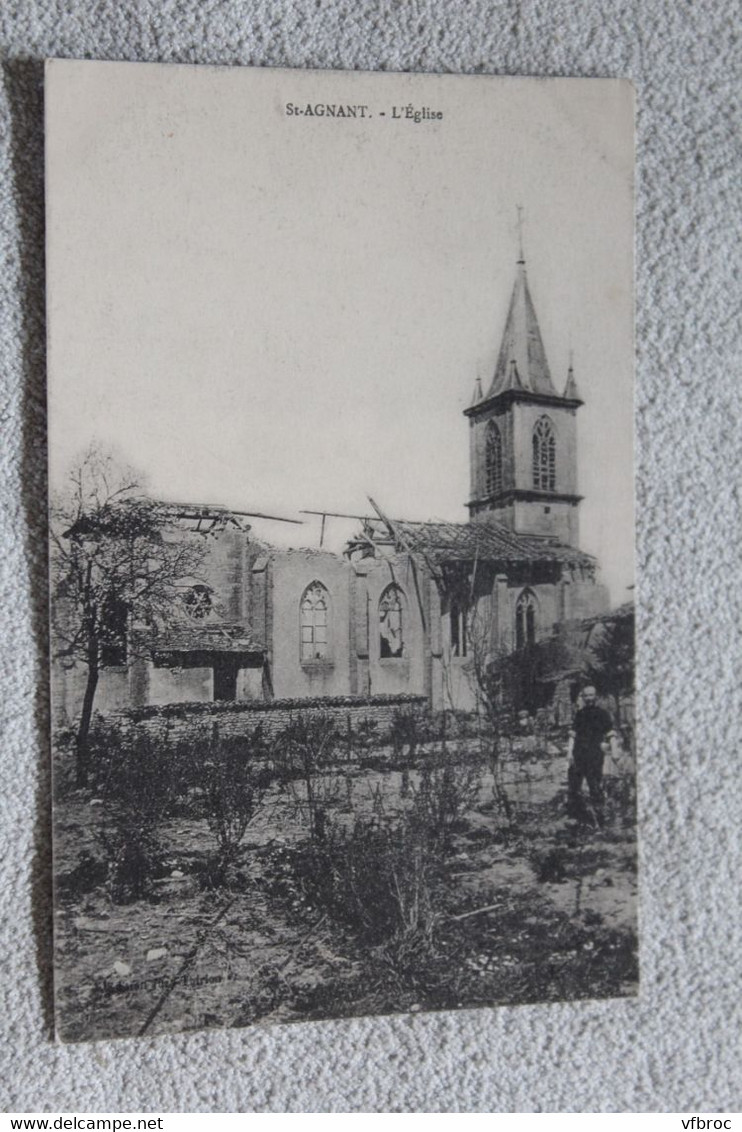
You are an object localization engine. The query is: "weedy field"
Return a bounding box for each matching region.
[53,712,638,1041]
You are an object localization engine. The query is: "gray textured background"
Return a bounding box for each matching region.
[1,0,740,1113]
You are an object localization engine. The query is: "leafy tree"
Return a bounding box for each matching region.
[586,607,635,724]
[50,446,206,785]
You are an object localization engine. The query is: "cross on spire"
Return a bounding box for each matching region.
[484,226,557,398]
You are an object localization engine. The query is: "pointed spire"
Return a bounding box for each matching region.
[470,376,484,406]
[485,218,558,400]
[563,351,580,400]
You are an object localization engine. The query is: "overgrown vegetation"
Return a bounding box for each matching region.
[53,701,638,1040]
[90,719,183,903]
[198,726,275,887]
[274,713,339,842]
[58,715,276,901]
[288,748,481,974]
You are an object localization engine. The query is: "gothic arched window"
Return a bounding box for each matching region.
[532,416,556,491]
[379,584,405,659]
[301,581,330,661]
[515,589,537,651]
[485,421,503,497]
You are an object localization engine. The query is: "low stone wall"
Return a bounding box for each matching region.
[114,693,429,741]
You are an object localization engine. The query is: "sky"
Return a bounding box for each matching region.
[46,62,635,604]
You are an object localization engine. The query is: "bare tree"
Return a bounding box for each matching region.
[50,446,207,786]
[463,601,516,821]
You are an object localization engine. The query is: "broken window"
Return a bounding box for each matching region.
[379,584,404,659]
[301,581,330,661]
[182,584,212,621]
[532,416,556,491]
[450,595,468,658]
[485,420,503,497]
[99,595,128,667]
[515,589,537,650]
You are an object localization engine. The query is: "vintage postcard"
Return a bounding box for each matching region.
[46,60,636,1041]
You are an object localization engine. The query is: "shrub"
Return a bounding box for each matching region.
[409,751,482,855]
[288,748,482,988]
[389,709,419,764]
[93,718,184,819]
[275,713,340,841]
[90,718,184,903]
[99,823,166,905]
[293,815,437,951]
[352,716,380,755]
[197,723,275,886]
[87,716,276,896]
[56,850,109,900]
[51,726,80,798]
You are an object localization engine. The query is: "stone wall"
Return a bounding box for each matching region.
[115,693,429,741]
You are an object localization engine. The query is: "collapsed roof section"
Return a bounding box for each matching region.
[346,515,596,572]
[63,498,303,541]
[148,622,265,666]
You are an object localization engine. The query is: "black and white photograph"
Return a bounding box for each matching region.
[46,61,636,1042]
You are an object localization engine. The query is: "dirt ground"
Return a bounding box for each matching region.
[53,736,638,1041]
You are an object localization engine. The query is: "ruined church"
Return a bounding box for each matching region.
[55,250,608,727]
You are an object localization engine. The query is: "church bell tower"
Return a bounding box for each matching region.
[464,239,583,547]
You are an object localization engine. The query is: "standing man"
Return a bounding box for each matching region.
[567,685,616,825]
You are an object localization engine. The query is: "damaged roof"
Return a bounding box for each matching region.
[351,517,596,569]
[582,601,635,626]
[150,622,265,660]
